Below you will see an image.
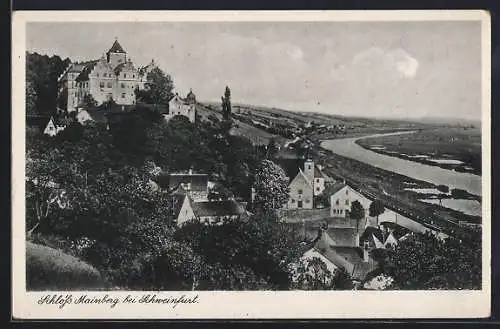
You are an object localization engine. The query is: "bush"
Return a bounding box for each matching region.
[26,241,103,291]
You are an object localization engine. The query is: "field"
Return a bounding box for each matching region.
[356,127,482,175]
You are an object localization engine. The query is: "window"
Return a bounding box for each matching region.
[100,82,104,88]
[132,74,135,78]
[121,93,126,98]
[345,200,349,206]
[297,200,303,208]
[346,189,349,195]
[316,187,320,192]
[121,83,125,88]
[316,179,320,183]
[298,189,303,195]
[340,209,343,214]
[305,199,310,204]
[336,199,340,205]
[291,199,295,203]
[107,82,112,88]
[124,73,127,78]
[103,73,107,77]
[96,73,99,77]
[308,165,312,170]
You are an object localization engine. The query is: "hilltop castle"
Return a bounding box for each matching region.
[57,39,158,113]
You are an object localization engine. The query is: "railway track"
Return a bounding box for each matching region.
[322,166,464,237]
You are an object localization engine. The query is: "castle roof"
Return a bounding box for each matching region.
[107,39,126,54]
[75,60,99,82]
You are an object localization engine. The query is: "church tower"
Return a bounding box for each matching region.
[106,38,127,68]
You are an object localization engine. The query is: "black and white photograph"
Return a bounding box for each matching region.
[12,10,491,319]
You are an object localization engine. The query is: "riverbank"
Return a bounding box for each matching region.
[355,127,481,176]
[320,132,482,197]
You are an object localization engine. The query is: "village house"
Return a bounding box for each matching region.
[176,195,250,227]
[329,184,371,218]
[57,39,157,113]
[155,170,210,202]
[43,116,67,137]
[164,91,197,124]
[286,159,333,209]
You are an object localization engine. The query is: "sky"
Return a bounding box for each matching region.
[26,21,483,120]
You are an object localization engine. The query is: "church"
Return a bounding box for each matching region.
[57,39,157,113]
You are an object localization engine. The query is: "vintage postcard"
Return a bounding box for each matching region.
[12,10,491,319]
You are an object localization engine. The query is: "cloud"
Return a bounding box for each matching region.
[351,47,419,79]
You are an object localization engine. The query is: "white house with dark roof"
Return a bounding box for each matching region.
[155,170,209,202]
[43,116,67,137]
[176,195,249,227]
[165,92,197,123]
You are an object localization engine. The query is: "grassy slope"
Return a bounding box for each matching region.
[26,241,103,290]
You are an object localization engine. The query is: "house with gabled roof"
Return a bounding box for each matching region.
[176,195,250,227]
[43,116,67,137]
[155,170,209,202]
[165,92,197,123]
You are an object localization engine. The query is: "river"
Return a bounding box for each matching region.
[320,131,482,197]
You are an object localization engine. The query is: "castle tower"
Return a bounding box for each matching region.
[106,38,127,68]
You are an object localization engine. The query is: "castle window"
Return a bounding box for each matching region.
[121,93,126,98]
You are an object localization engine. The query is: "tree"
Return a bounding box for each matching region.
[369,199,385,225]
[174,214,302,290]
[80,94,98,109]
[56,87,68,111]
[350,200,365,230]
[26,52,71,115]
[291,258,354,290]
[135,67,174,106]
[221,86,232,120]
[252,160,289,214]
[436,185,449,194]
[266,137,279,159]
[383,232,481,290]
[26,80,38,115]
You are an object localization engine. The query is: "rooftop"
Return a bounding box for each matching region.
[192,199,247,218]
[107,39,126,54]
